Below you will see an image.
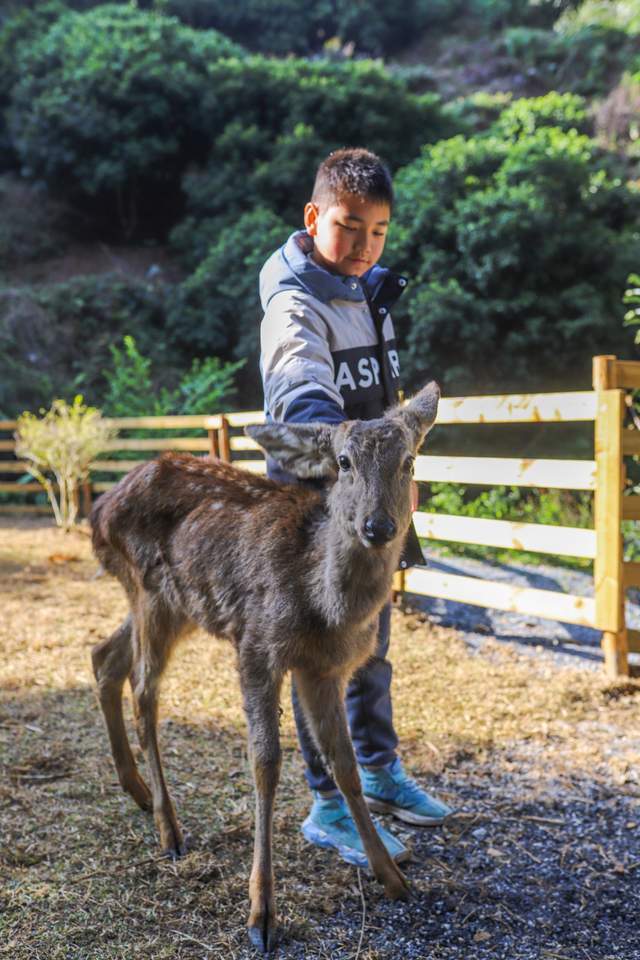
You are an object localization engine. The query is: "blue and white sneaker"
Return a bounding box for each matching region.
[301,791,410,869]
[359,758,454,826]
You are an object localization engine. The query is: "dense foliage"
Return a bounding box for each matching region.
[499,22,639,96]
[102,335,242,417]
[171,55,451,265]
[168,209,290,375]
[1,2,639,419]
[385,97,640,395]
[7,5,242,234]
[0,275,169,416]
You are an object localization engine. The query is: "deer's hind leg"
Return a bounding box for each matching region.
[239,659,283,954]
[92,614,152,812]
[129,595,188,859]
[293,667,409,901]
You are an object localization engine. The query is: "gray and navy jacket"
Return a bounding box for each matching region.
[260,229,407,428]
[259,229,424,568]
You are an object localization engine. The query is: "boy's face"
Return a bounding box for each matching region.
[304,192,391,278]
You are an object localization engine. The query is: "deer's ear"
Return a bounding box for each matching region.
[245,422,339,479]
[394,381,440,449]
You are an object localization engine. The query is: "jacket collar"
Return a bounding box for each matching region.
[260,230,407,310]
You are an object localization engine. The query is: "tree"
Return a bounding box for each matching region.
[7,4,242,236]
[386,105,640,395]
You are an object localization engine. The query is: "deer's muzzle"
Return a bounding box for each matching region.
[362,513,397,547]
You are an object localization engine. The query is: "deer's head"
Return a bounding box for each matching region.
[247,382,439,550]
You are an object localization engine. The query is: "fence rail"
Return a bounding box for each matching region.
[1,355,638,676]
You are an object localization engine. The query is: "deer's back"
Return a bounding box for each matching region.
[91,453,326,642]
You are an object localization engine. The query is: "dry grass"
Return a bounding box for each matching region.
[1,517,639,959]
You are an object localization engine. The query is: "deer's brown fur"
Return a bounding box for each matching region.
[91,382,439,953]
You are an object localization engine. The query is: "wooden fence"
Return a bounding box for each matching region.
[1,354,639,677]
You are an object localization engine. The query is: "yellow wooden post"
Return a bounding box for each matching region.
[207,427,219,459]
[218,416,231,462]
[593,356,629,677]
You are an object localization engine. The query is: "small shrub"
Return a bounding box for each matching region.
[491,91,591,138]
[424,482,593,567]
[623,272,640,336]
[15,395,116,530]
[102,335,242,418]
[555,1,640,36]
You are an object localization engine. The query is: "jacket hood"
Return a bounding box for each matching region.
[259,229,398,311]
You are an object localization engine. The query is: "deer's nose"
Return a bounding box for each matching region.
[363,514,397,546]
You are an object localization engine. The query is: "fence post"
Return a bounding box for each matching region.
[593,355,629,677]
[81,479,93,518]
[207,425,219,459]
[218,417,231,462]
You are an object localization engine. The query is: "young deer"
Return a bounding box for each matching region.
[91,381,439,953]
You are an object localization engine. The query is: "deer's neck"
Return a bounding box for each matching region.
[309,496,402,631]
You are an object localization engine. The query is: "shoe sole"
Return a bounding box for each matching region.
[365,796,454,826]
[301,821,410,868]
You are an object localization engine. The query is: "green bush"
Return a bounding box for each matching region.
[444,92,514,136]
[623,272,640,339]
[0,174,69,267]
[0,274,170,416]
[152,0,458,56]
[499,22,636,96]
[7,4,242,236]
[169,209,290,393]
[555,0,640,36]
[423,481,593,567]
[386,118,640,397]
[491,91,590,137]
[468,0,579,28]
[0,0,69,171]
[102,335,242,417]
[171,55,453,265]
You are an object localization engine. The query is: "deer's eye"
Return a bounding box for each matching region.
[338,454,351,471]
[404,455,415,474]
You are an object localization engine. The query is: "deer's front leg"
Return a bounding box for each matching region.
[293,668,409,901]
[239,662,283,954]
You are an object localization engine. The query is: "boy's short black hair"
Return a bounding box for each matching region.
[311,147,393,210]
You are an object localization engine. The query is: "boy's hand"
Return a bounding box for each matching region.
[410,480,419,513]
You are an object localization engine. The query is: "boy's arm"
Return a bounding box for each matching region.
[260,292,345,425]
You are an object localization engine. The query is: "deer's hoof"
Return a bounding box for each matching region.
[248,919,278,955]
[161,831,191,861]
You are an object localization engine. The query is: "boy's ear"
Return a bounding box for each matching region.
[245,422,338,479]
[303,201,320,237]
[391,381,440,450]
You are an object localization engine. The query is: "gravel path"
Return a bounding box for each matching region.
[407,550,640,672]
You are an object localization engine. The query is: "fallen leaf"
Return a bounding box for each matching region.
[474,930,492,943]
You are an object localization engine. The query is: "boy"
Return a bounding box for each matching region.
[259,147,452,868]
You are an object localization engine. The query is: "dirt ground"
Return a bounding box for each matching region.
[1,517,639,960]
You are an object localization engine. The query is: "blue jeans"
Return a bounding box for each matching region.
[291,602,398,792]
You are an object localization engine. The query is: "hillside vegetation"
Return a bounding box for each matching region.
[1,0,639,417]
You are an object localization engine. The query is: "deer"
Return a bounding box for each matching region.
[90,381,439,954]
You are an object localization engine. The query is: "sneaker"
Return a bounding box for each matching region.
[359,758,454,826]
[301,791,410,869]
